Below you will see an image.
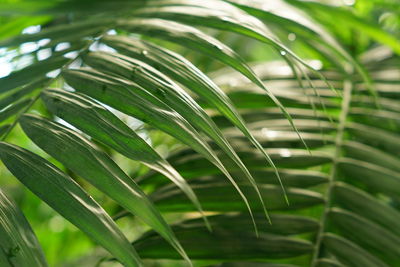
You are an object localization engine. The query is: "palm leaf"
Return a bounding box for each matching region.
[0,142,142,267]
[0,189,48,267]
[0,0,398,266]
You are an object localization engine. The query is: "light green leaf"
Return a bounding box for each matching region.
[285,0,400,54]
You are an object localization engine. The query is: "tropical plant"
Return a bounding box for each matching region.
[0,0,399,266]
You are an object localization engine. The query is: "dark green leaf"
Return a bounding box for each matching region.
[322,233,389,267]
[0,56,69,94]
[152,183,324,212]
[19,114,190,264]
[328,208,400,264]
[0,142,141,267]
[41,89,209,229]
[0,189,48,267]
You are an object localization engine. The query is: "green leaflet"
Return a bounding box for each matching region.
[140,168,328,190]
[151,183,324,212]
[162,213,319,235]
[117,17,308,152]
[349,107,400,130]
[134,217,313,260]
[0,142,141,267]
[0,0,397,265]
[0,78,49,111]
[0,98,31,123]
[19,114,191,265]
[226,0,375,95]
[60,68,221,168]
[61,68,260,233]
[328,208,400,264]
[225,130,333,149]
[0,56,69,94]
[133,0,304,65]
[347,123,400,156]
[135,231,312,260]
[82,51,271,221]
[332,182,400,237]
[101,35,288,203]
[138,0,341,126]
[337,158,400,197]
[132,0,340,97]
[41,89,209,230]
[322,234,388,267]
[342,141,400,173]
[214,118,335,133]
[165,148,331,176]
[133,0,333,107]
[116,18,263,87]
[0,189,48,267]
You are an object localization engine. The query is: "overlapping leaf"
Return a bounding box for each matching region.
[41,88,209,229]
[61,67,260,232]
[0,0,398,266]
[19,114,190,264]
[0,142,142,267]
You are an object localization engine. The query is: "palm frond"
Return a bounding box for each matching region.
[0,0,398,266]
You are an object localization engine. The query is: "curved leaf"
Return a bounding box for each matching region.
[0,189,48,267]
[100,35,290,202]
[61,67,263,233]
[0,56,68,94]
[117,17,308,150]
[0,142,141,267]
[19,114,190,264]
[322,233,388,267]
[82,50,272,219]
[41,88,210,230]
